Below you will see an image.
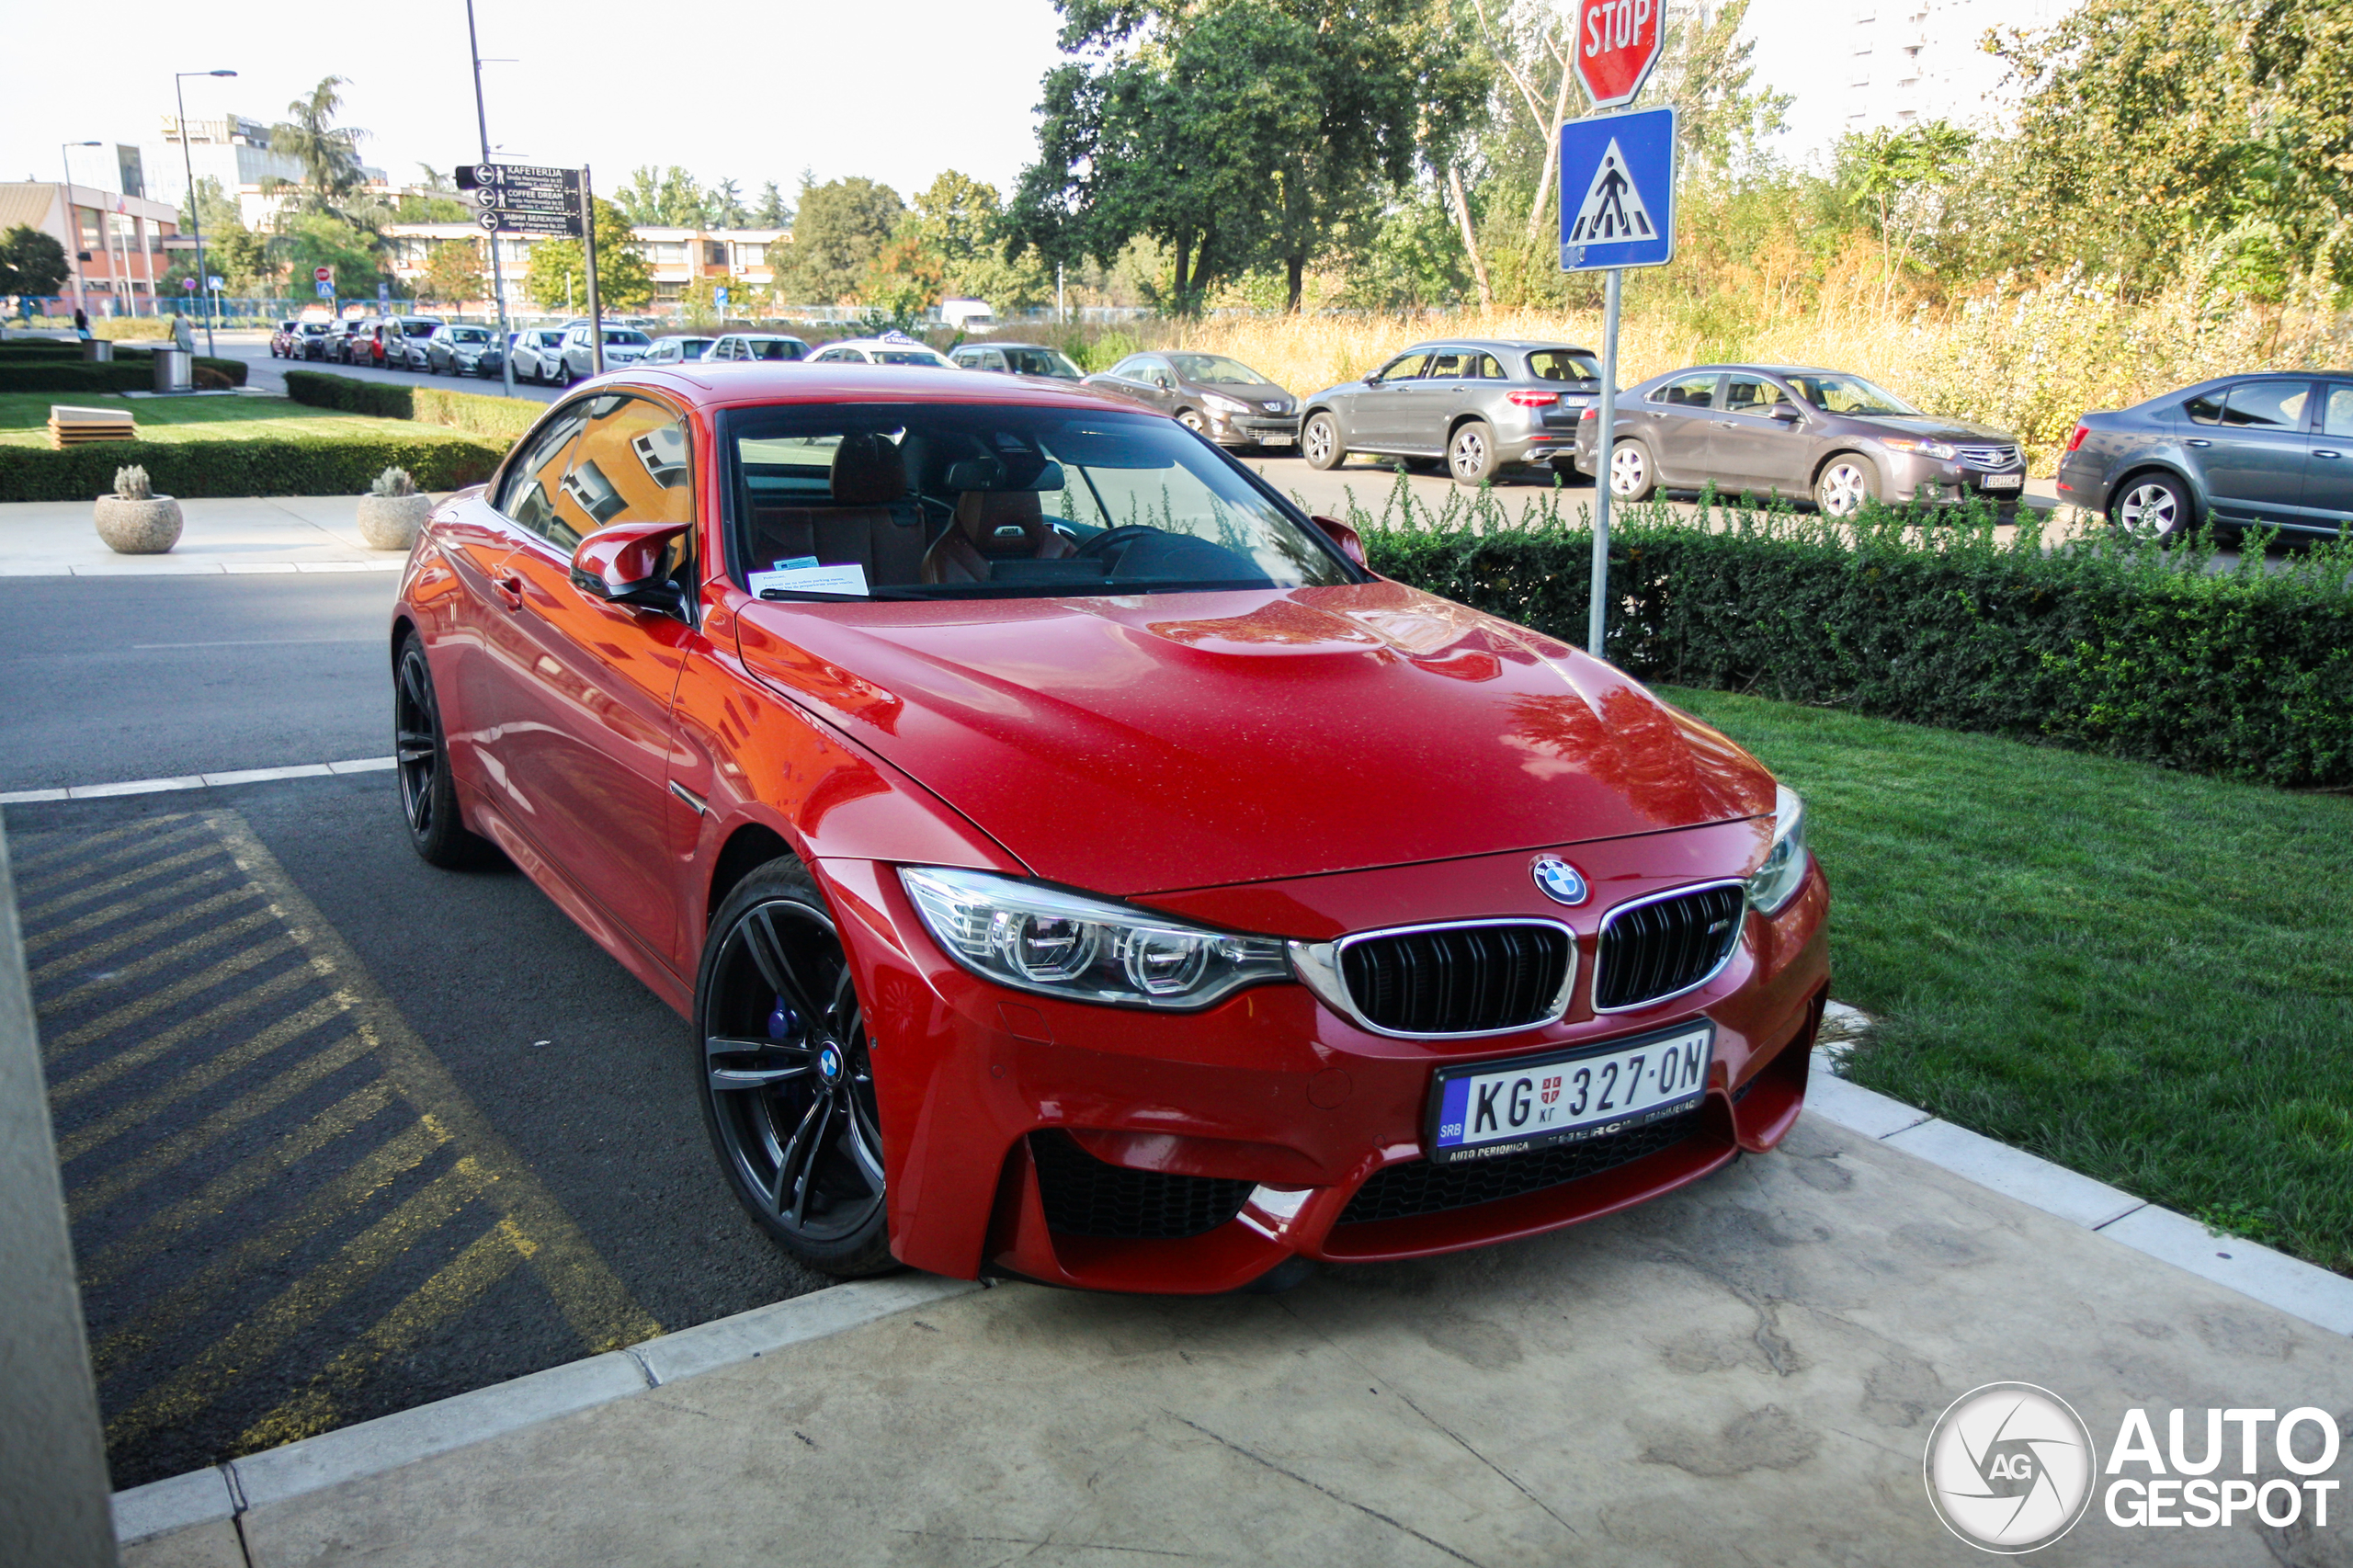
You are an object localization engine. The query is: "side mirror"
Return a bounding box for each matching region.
[1309,514,1368,567]
[1363,373,1384,387]
[1770,405,1802,423]
[570,520,691,616]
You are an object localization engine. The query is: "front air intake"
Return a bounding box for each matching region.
[1029,1131,1252,1240]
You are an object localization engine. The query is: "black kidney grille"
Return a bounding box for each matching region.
[1029,1131,1254,1240]
[1338,1108,1704,1226]
[1340,923,1572,1036]
[1594,885,1745,1011]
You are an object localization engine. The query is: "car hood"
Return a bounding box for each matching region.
[733,581,1773,896]
[1854,414,2014,444]
[1199,381,1293,409]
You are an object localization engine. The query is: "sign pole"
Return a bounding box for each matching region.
[581,165,602,376]
[1589,265,1620,658]
[463,0,517,399]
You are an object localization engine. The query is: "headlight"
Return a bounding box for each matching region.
[1882,437,1958,461]
[900,866,1290,1010]
[1745,785,1811,915]
[1202,392,1250,416]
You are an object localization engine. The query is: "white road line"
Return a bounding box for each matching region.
[0,757,394,805]
[131,637,377,651]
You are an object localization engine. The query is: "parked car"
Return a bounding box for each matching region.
[425,324,497,376]
[510,328,569,384]
[323,320,369,363]
[558,322,655,381]
[387,360,1828,1291]
[269,319,302,358]
[642,335,719,366]
[1575,364,2027,515]
[1086,352,1301,450]
[805,332,955,369]
[288,321,334,359]
[2057,373,2353,542]
[939,298,995,333]
[1298,340,1601,483]
[951,342,1084,381]
[387,317,447,371]
[473,331,515,380]
[703,334,808,364]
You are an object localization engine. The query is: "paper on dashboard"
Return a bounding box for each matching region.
[747,562,871,597]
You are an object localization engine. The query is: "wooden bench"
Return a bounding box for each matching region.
[48,405,138,449]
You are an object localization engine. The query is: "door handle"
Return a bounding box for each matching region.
[493,573,524,610]
[1715,420,1738,428]
[2186,438,2211,448]
[2316,450,2343,460]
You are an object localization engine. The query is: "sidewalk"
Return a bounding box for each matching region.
[0,496,420,576]
[118,1096,2353,1568]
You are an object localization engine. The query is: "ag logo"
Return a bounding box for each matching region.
[1530,856,1588,906]
[1924,1382,2097,1553]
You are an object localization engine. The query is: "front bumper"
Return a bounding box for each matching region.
[1884,449,2029,506]
[825,824,1830,1293]
[1210,413,1302,448]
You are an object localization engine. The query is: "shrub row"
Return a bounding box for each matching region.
[282,369,539,443]
[0,436,503,503]
[1357,486,2353,790]
[0,354,247,393]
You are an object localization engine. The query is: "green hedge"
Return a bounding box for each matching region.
[0,436,503,503]
[283,369,539,443]
[1357,487,2353,790]
[0,353,247,392]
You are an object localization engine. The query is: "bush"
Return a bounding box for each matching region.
[0,436,504,503]
[283,369,539,443]
[0,351,247,392]
[1354,484,2353,790]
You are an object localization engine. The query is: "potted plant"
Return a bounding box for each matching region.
[357,466,431,551]
[93,465,182,554]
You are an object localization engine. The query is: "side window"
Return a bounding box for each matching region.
[541,393,696,553]
[2325,385,2353,439]
[1427,350,1471,379]
[496,403,593,538]
[1723,376,1790,415]
[1651,373,1720,409]
[2184,392,2223,425]
[1473,355,1506,380]
[1376,351,1431,382]
[2220,381,2310,430]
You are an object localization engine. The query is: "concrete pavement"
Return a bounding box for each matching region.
[117,1100,2353,1567]
[0,495,412,576]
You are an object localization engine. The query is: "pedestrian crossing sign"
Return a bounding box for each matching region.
[1559,106,1676,271]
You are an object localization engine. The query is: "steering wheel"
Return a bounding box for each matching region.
[1073,525,1163,562]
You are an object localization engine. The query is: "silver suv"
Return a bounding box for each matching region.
[557,322,654,382]
[1299,339,1601,484]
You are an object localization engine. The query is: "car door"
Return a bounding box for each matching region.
[1710,373,1813,496]
[2194,379,2317,522]
[2302,383,2353,527]
[1351,350,1434,449]
[1411,347,1481,455]
[483,391,699,971]
[1639,372,1725,486]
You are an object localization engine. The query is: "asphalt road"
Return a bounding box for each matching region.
[225,335,559,405]
[2,574,821,1491]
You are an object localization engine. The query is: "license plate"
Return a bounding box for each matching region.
[1982,472,2023,490]
[1427,1023,1712,1165]
[1258,432,1293,445]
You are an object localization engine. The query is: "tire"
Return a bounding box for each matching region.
[1176,409,1207,435]
[696,859,896,1278]
[393,634,494,869]
[1448,419,1501,486]
[1608,439,1656,501]
[1302,412,1345,471]
[2109,472,2196,545]
[1813,454,1880,517]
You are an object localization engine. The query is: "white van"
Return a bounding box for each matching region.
[939,298,995,334]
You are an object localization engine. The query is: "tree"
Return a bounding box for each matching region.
[269,76,370,219]
[416,237,487,307]
[166,178,269,294]
[615,165,709,228]
[903,171,1052,306]
[0,224,72,299]
[860,230,948,318]
[752,180,794,228]
[270,210,384,301]
[524,198,654,312]
[709,177,749,228]
[773,177,904,301]
[1837,120,1976,308]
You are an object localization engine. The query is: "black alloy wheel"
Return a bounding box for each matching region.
[696,861,895,1277]
[393,635,494,868]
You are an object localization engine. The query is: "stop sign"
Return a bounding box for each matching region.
[314,266,333,282]
[1575,0,1664,110]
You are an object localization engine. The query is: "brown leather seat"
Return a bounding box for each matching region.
[921,490,1076,585]
[746,434,927,585]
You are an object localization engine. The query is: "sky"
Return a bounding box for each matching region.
[1,0,1070,203]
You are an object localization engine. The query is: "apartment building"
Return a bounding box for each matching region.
[0,181,182,312]
[146,113,389,229]
[1744,0,2071,153]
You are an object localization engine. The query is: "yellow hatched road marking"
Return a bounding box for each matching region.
[55,992,353,1165]
[12,815,208,881]
[234,1218,538,1453]
[42,931,301,1063]
[39,905,285,1013]
[48,961,319,1108]
[90,1110,449,1377]
[23,864,239,957]
[29,880,264,982]
[102,1157,497,1449]
[17,835,222,917]
[66,1030,375,1221]
[76,1078,404,1294]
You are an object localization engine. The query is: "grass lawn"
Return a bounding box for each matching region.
[1660,687,2353,1274]
[0,392,458,449]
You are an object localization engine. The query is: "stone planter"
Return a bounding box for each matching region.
[357,493,433,551]
[93,494,183,555]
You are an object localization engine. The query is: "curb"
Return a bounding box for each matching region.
[1,756,394,806]
[1805,1002,2353,1337]
[111,1274,983,1546]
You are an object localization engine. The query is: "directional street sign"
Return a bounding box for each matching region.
[1574,0,1664,109]
[1559,107,1676,271]
[460,163,587,238]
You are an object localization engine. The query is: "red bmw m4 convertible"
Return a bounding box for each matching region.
[390,363,1828,1292]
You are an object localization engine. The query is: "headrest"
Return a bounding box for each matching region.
[831,433,907,506]
[955,488,1044,542]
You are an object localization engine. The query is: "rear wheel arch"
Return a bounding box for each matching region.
[2111,461,2200,517]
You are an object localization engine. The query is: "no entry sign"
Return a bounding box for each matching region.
[1575,0,1664,109]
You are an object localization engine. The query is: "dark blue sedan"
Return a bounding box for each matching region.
[2057,373,2353,541]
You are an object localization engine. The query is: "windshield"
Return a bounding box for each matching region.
[1167,354,1271,386]
[747,338,805,360]
[873,348,951,367]
[1785,372,1920,417]
[603,329,652,347]
[1526,349,1600,382]
[723,403,1356,601]
[450,327,488,343]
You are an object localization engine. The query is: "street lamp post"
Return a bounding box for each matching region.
[59,142,99,324]
[172,69,237,358]
[464,0,518,397]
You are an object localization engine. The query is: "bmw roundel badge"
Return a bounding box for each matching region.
[1530,856,1588,906]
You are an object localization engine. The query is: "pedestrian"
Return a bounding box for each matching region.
[173,312,195,354]
[74,306,90,340]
